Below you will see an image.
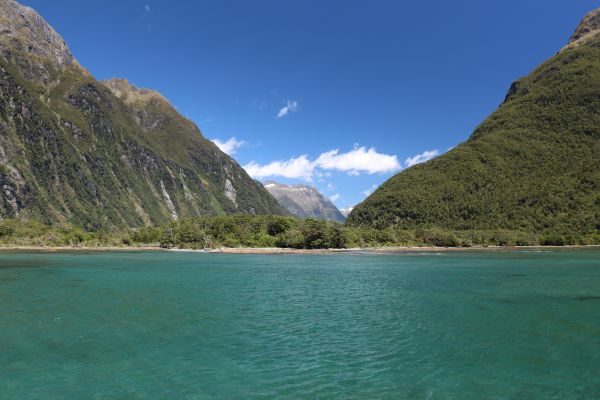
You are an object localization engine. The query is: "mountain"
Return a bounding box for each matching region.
[348,8,600,239]
[0,0,286,229]
[339,207,354,218]
[263,181,345,222]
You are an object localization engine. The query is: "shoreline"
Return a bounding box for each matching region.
[0,244,597,254]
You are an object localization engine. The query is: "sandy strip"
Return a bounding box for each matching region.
[0,245,596,254]
[0,246,163,252]
[206,245,600,254]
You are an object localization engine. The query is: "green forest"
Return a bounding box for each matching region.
[0,216,597,249]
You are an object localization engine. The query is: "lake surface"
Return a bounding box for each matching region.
[1,250,600,399]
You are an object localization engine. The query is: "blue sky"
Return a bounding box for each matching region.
[22,0,599,210]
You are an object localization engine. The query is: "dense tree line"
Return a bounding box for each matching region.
[0,216,597,249]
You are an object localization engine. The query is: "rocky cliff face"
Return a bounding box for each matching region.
[0,0,74,65]
[570,8,600,43]
[0,0,286,228]
[264,181,345,222]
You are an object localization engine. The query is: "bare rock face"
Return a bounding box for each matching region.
[0,0,78,69]
[102,78,170,107]
[224,178,237,208]
[102,78,172,130]
[568,7,600,46]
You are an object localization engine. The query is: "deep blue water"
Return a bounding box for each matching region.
[1,250,600,399]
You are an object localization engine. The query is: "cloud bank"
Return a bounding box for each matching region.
[243,146,400,181]
[244,155,314,181]
[316,147,400,175]
[211,137,246,155]
[404,149,440,167]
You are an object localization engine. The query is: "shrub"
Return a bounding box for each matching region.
[417,228,460,247]
[266,216,293,236]
[176,221,204,244]
[132,226,161,243]
[276,229,304,248]
[0,221,16,237]
[159,226,176,248]
[301,219,328,249]
[327,225,348,249]
[393,229,417,245]
[540,234,566,246]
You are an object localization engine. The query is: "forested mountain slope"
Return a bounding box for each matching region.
[348,8,600,237]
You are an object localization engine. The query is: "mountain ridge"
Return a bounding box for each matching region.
[264,181,345,222]
[0,0,287,228]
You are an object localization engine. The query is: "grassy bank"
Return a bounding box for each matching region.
[0,216,598,250]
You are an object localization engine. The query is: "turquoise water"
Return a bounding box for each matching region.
[1,250,600,399]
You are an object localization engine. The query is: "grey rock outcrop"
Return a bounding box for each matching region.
[570,7,600,44]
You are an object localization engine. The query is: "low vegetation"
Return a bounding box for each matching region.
[0,216,597,249]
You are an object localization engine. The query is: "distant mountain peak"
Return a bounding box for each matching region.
[263,181,313,190]
[339,207,354,218]
[263,181,345,222]
[567,7,600,47]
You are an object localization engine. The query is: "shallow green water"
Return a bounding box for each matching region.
[1,250,600,399]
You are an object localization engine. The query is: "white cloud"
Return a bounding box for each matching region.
[143,4,151,15]
[243,146,400,181]
[404,149,440,168]
[277,100,298,118]
[244,155,314,181]
[330,194,340,202]
[315,146,401,175]
[212,137,246,155]
[362,184,378,196]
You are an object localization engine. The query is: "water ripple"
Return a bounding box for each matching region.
[1,250,599,399]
